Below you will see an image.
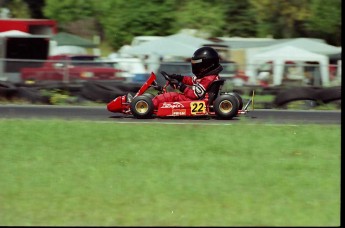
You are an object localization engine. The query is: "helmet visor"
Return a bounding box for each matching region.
[191,59,203,76]
[191,59,202,64]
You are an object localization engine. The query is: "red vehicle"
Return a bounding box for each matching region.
[20,54,125,84]
[0,19,57,35]
[107,72,254,119]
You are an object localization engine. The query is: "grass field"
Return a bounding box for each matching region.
[0,119,340,226]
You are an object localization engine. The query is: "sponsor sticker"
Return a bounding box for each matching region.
[172,109,187,116]
[161,102,184,109]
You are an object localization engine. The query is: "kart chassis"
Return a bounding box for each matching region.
[107,72,254,119]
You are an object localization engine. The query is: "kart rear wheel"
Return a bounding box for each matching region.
[214,94,239,119]
[143,93,155,100]
[130,95,154,119]
[229,92,243,110]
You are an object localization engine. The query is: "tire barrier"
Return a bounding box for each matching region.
[16,87,51,104]
[1,80,143,104]
[273,87,322,107]
[315,86,341,103]
[260,86,285,95]
[115,82,142,93]
[0,81,17,99]
[81,81,130,103]
[273,86,342,107]
[0,81,342,108]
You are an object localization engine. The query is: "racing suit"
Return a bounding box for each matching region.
[152,74,220,108]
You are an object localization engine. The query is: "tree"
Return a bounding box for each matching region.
[219,0,257,37]
[172,0,226,37]
[23,0,45,18]
[40,0,341,50]
[306,0,341,45]
[43,0,103,40]
[1,0,30,18]
[250,0,311,38]
[249,0,341,45]
[97,0,177,50]
[43,0,95,27]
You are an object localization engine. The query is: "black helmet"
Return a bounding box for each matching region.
[191,46,220,78]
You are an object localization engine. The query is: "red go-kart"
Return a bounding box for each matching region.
[107,72,254,119]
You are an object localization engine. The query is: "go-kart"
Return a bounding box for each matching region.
[107,71,254,119]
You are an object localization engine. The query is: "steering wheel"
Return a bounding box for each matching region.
[160,71,176,90]
[160,71,171,82]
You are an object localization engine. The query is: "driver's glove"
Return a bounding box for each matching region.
[162,71,183,82]
[170,79,186,92]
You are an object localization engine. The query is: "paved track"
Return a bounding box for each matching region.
[0,105,341,125]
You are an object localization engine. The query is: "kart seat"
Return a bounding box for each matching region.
[205,79,225,106]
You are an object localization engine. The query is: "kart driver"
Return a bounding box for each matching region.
[152,46,223,108]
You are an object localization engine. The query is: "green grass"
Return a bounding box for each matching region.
[0,119,340,226]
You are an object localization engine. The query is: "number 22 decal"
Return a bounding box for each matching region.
[190,101,206,114]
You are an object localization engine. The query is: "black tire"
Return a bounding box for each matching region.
[143,93,155,100]
[261,86,282,95]
[229,92,243,110]
[17,87,51,104]
[213,94,239,119]
[0,81,17,99]
[316,86,341,103]
[116,82,142,93]
[81,81,124,103]
[273,87,320,107]
[88,80,141,93]
[130,95,154,119]
[35,81,65,90]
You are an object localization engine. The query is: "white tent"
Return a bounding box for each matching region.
[247,45,330,86]
[118,33,216,73]
[0,30,31,36]
[260,38,341,56]
[119,33,214,58]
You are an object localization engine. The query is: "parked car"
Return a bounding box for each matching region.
[20,54,125,84]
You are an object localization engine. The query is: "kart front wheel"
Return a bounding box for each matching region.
[130,95,154,119]
[214,94,239,119]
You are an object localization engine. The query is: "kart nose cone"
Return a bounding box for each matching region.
[107,96,123,112]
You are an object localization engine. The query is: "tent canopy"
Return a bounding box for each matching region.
[261,38,341,56]
[0,30,50,38]
[120,33,215,58]
[0,30,30,36]
[251,45,328,63]
[247,45,330,86]
[52,32,97,48]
